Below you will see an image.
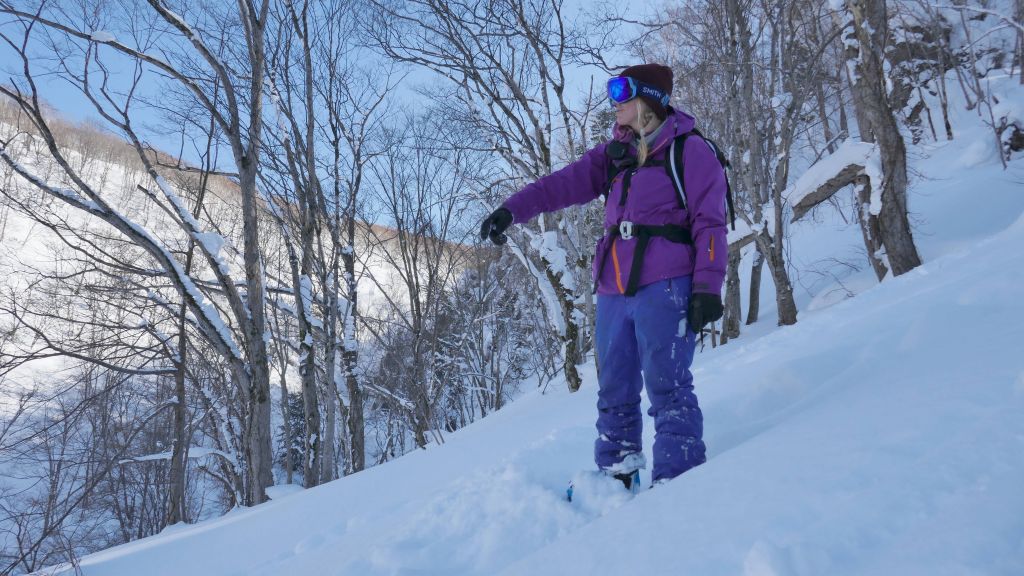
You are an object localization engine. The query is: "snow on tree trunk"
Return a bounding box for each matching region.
[342,248,365,473]
[846,0,922,278]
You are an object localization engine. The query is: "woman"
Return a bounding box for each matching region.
[479,64,727,490]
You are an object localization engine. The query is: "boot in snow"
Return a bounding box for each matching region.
[613,469,641,495]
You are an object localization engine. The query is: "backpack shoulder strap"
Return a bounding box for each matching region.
[665,132,695,211]
[665,129,737,230]
[604,140,633,201]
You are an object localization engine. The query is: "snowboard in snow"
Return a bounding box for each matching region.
[564,470,640,507]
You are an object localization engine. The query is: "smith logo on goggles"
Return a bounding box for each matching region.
[607,76,670,107]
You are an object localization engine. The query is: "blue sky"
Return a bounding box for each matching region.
[1,0,647,178]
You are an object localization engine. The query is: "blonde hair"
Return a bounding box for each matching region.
[634,99,658,165]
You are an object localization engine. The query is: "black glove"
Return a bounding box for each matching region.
[479,207,513,246]
[688,292,724,333]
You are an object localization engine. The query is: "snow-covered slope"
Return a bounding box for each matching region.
[35,96,1024,575]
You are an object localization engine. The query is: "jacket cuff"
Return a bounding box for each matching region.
[500,201,524,225]
[692,270,724,296]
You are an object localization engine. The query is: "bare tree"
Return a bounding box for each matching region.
[637,0,837,327]
[262,0,326,487]
[0,354,192,573]
[165,137,222,524]
[361,112,480,448]
[0,110,257,561]
[366,0,609,391]
[0,0,276,505]
[320,53,395,474]
[260,0,395,480]
[435,248,536,424]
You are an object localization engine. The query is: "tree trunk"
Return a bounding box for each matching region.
[810,11,836,155]
[297,253,321,487]
[817,82,836,154]
[1018,0,1024,84]
[321,299,338,482]
[847,0,922,277]
[168,141,217,523]
[722,244,743,342]
[321,380,337,482]
[746,250,764,325]
[299,2,327,486]
[728,0,778,329]
[166,321,188,526]
[937,57,954,140]
[875,136,921,275]
[855,175,889,280]
[838,61,850,138]
[239,159,274,505]
[342,224,365,473]
[768,137,799,325]
[558,269,583,392]
[752,228,798,326]
[919,86,938,142]
[343,337,364,472]
[413,379,430,449]
[277,344,294,486]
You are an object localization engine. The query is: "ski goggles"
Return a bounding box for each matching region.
[607,76,670,107]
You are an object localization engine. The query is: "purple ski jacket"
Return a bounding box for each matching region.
[502,108,728,297]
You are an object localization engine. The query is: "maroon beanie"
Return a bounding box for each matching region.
[619,63,674,120]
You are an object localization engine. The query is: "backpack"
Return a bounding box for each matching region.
[605,128,736,231]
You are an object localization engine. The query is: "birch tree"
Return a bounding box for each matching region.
[261,0,393,479]
[262,0,326,487]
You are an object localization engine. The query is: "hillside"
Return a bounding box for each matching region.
[35,82,1024,576]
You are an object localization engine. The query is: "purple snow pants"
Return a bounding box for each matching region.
[594,277,707,482]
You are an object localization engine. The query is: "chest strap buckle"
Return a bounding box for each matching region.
[618,220,634,240]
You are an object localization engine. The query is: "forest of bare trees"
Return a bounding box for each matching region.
[0,0,1020,572]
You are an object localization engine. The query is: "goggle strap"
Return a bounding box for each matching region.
[608,76,670,106]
